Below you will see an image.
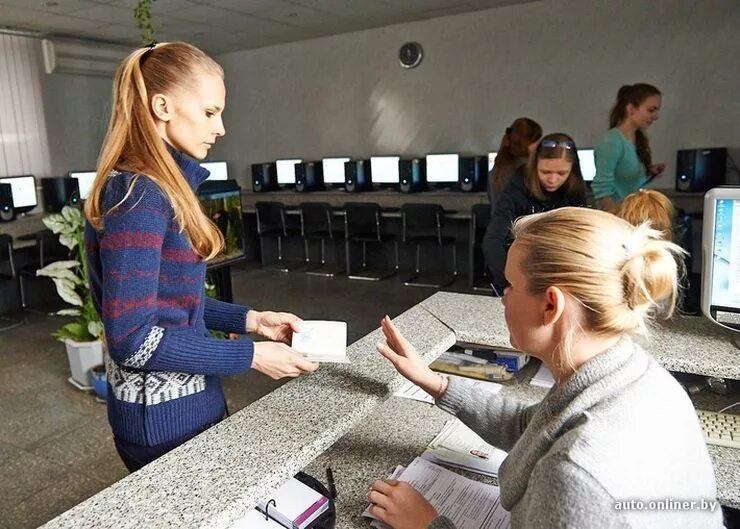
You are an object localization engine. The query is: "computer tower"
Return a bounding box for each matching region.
[295,161,324,192]
[675,148,727,192]
[41,177,80,213]
[0,183,14,222]
[459,156,487,192]
[345,159,372,193]
[251,163,277,192]
[399,159,426,193]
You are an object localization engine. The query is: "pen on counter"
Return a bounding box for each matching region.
[326,466,338,499]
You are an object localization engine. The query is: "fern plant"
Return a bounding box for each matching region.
[37,206,103,342]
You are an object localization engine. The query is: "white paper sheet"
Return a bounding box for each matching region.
[394,375,502,404]
[422,419,508,477]
[291,320,349,363]
[530,362,555,388]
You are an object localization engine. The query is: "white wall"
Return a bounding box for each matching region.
[39,56,111,176]
[212,0,740,190]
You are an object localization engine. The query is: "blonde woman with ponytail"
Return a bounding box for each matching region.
[84,42,318,472]
[372,207,722,529]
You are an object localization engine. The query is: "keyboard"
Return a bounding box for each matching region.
[697,409,740,449]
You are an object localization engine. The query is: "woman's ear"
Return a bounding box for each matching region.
[151,93,171,122]
[543,285,566,327]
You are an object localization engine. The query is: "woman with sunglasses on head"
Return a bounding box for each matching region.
[84,42,319,472]
[481,133,587,295]
[487,117,543,205]
[372,207,721,529]
[592,83,666,212]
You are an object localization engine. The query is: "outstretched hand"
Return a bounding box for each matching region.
[247,310,302,344]
[376,315,446,398]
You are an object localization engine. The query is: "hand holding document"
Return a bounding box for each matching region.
[291,321,349,363]
[363,458,510,529]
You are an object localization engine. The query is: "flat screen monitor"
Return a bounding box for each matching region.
[322,157,351,185]
[701,187,740,332]
[426,154,459,183]
[276,159,302,186]
[370,156,400,185]
[69,171,96,200]
[0,175,37,213]
[201,161,228,181]
[577,149,596,182]
[488,152,498,172]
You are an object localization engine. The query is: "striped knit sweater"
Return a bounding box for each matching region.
[85,148,253,447]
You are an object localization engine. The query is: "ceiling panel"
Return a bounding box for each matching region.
[0,0,540,54]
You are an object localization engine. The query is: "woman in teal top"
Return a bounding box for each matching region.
[592,83,666,211]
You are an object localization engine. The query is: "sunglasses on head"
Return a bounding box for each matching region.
[539,139,575,150]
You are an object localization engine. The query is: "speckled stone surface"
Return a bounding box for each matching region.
[421,291,740,379]
[42,291,740,527]
[41,304,455,529]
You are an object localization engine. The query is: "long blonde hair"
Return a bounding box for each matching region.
[85,42,224,260]
[512,207,684,365]
[616,189,675,240]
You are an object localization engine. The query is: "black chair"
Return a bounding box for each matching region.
[344,202,398,281]
[255,201,300,272]
[18,229,69,311]
[469,203,491,292]
[299,202,344,277]
[401,203,457,288]
[0,234,23,331]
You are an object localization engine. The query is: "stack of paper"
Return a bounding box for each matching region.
[422,419,507,477]
[291,320,349,363]
[529,362,555,388]
[394,375,502,404]
[363,457,510,529]
[256,477,330,529]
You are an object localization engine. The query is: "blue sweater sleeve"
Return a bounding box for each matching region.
[591,133,623,201]
[203,295,250,334]
[99,180,253,376]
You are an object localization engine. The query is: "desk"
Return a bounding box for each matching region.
[41,292,740,528]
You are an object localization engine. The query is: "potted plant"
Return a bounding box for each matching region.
[37,205,104,389]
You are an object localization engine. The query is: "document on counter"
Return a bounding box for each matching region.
[291,320,349,363]
[363,458,510,529]
[394,375,503,404]
[256,477,330,529]
[422,419,508,477]
[529,362,555,388]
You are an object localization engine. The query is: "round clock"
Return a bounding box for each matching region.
[399,42,423,69]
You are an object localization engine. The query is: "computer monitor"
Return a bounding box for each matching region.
[276,159,302,186]
[701,187,740,334]
[201,161,228,181]
[370,156,400,187]
[0,175,37,214]
[69,170,96,200]
[322,157,351,186]
[488,152,498,172]
[426,154,460,186]
[577,149,596,182]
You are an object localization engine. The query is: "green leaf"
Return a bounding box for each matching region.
[59,233,78,251]
[37,267,82,284]
[56,309,81,317]
[54,322,93,342]
[42,214,66,233]
[51,278,83,306]
[87,321,104,339]
[37,260,78,272]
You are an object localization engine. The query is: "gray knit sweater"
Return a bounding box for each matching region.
[430,337,724,529]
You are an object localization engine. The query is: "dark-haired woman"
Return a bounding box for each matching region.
[482,133,587,294]
[488,117,543,204]
[592,83,666,212]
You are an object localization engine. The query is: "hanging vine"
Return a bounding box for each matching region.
[134,0,156,46]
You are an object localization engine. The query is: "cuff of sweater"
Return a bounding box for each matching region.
[209,302,251,334]
[429,516,456,529]
[435,377,472,417]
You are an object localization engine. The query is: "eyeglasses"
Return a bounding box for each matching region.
[539,139,575,150]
